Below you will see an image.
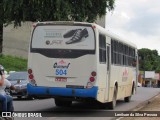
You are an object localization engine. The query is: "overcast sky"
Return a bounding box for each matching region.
[105,0,160,55]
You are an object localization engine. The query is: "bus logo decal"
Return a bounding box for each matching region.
[53,60,70,76]
[122,68,129,82]
[45,40,63,45]
[46,40,50,45]
[58,60,66,64]
[123,68,128,77]
[53,63,70,69]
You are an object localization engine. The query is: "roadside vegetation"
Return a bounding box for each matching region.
[0,54,27,72]
[138,48,160,73]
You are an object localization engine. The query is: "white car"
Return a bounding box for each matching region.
[137,82,142,87]
[4,70,9,78]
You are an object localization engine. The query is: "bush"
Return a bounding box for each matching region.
[0,54,27,72]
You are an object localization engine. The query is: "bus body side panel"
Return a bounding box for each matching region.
[109,65,136,102]
[96,29,106,103]
[96,64,107,103]
[96,34,111,103]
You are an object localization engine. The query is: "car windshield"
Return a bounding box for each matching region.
[7,72,27,81]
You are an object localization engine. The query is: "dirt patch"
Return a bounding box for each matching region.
[117,93,160,120]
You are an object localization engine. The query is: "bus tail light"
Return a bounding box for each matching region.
[28,69,32,74]
[90,77,95,82]
[91,71,96,77]
[28,68,36,85]
[30,79,36,85]
[92,25,96,29]
[29,74,34,79]
[86,71,96,88]
[86,82,93,89]
[90,71,96,82]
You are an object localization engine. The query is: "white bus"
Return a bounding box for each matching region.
[27,21,138,109]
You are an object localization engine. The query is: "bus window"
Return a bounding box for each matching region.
[99,34,106,63]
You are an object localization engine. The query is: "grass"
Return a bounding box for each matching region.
[0,54,27,72]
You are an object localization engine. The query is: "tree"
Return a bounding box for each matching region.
[138,48,160,72]
[0,0,3,54]
[0,0,115,53]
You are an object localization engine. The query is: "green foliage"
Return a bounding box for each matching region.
[3,0,115,26]
[138,48,160,73]
[0,54,27,72]
[0,1,3,24]
[1,0,115,53]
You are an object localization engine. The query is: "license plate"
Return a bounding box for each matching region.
[55,77,67,82]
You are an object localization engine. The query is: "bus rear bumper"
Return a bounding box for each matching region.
[27,84,98,99]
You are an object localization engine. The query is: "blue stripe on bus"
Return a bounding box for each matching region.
[27,83,98,98]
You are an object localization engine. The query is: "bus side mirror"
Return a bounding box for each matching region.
[132,59,137,67]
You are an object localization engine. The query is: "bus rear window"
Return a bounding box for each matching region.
[31,25,95,50]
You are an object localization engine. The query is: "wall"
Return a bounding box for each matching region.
[95,16,105,28]
[3,22,32,59]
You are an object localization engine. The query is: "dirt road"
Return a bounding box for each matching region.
[119,93,160,120]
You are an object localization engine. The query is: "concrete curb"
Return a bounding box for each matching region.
[131,92,160,111]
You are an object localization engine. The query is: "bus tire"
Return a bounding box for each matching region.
[0,101,2,112]
[27,95,34,100]
[17,96,22,99]
[124,96,131,102]
[108,87,117,109]
[55,99,72,107]
[124,83,134,102]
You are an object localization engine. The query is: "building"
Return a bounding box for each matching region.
[140,71,160,87]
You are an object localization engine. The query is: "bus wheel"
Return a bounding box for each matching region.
[124,96,131,102]
[124,84,134,102]
[108,87,117,109]
[17,96,22,99]
[55,99,72,107]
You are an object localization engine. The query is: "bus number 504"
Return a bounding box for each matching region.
[56,69,67,75]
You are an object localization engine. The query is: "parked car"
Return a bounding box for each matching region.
[137,82,142,87]
[4,70,10,78]
[6,71,33,99]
